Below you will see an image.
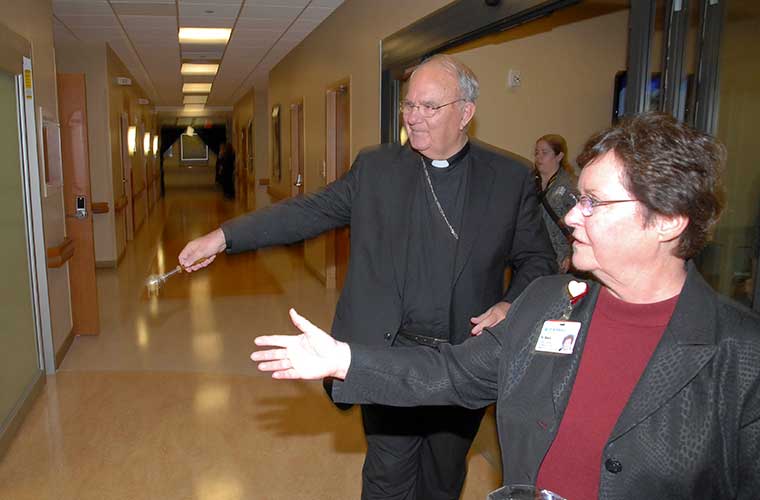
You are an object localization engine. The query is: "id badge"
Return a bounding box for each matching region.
[535,320,581,354]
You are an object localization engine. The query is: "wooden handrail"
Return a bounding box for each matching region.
[92,202,109,214]
[46,237,75,268]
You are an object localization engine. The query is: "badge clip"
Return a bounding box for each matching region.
[560,280,588,320]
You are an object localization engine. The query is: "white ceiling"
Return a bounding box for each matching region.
[52,0,344,108]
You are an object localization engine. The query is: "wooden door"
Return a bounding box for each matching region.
[57,73,99,336]
[290,102,304,197]
[246,120,255,208]
[325,84,350,290]
[239,126,247,201]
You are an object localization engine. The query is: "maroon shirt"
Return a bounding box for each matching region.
[536,287,679,499]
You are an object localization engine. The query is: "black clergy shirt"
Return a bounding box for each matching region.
[398,142,471,343]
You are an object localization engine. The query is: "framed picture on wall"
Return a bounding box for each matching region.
[180,133,208,161]
[271,104,281,181]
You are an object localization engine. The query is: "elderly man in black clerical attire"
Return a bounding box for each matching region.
[179,54,556,499]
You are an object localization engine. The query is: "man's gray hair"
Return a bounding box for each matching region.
[414,54,480,103]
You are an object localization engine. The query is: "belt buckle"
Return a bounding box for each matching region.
[412,333,445,347]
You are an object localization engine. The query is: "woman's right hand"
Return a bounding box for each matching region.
[252,309,352,380]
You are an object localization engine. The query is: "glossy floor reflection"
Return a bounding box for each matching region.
[0,186,500,500]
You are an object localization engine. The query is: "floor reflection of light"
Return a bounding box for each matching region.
[192,332,223,363]
[194,381,231,413]
[136,316,149,349]
[189,276,215,331]
[157,244,165,275]
[194,473,243,500]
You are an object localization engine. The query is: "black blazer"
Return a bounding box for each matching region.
[222,140,556,346]
[333,263,760,499]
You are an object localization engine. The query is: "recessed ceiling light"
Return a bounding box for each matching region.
[183,83,212,93]
[179,27,231,44]
[184,95,208,104]
[181,63,219,76]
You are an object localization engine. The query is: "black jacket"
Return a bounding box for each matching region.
[333,263,760,499]
[222,140,556,346]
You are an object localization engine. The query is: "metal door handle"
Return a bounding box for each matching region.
[75,195,87,219]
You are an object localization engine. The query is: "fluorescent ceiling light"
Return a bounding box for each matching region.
[184,95,208,104]
[179,28,231,44]
[181,63,219,76]
[184,104,205,111]
[183,83,212,93]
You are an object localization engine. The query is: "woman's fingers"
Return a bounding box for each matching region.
[256,359,291,372]
[254,335,294,349]
[250,347,289,362]
[272,369,301,380]
[289,308,319,334]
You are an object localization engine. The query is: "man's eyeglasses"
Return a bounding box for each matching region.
[571,193,637,217]
[399,98,465,118]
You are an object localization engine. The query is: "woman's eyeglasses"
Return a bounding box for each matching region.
[571,193,637,217]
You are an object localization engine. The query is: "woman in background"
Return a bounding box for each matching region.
[215,143,226,186]
[534,134,577,272]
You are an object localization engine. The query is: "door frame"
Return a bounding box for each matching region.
[325,80,350,290]
[0,27,51,463]
[290,99,304,198]
[57,72,100,337]
[0,28,52,375]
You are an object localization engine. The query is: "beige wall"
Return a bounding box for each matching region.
[450,9,628,165]
[266,0,452,282]
[55,41,116,264]
[1,0,73,354]
[227,87,270,184]
[106,45,157,261]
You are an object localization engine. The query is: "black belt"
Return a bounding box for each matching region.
[397,331,450,348]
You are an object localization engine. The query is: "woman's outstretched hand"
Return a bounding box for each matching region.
[251,308,351,380]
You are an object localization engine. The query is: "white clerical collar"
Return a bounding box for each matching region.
[426,141,471,169]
